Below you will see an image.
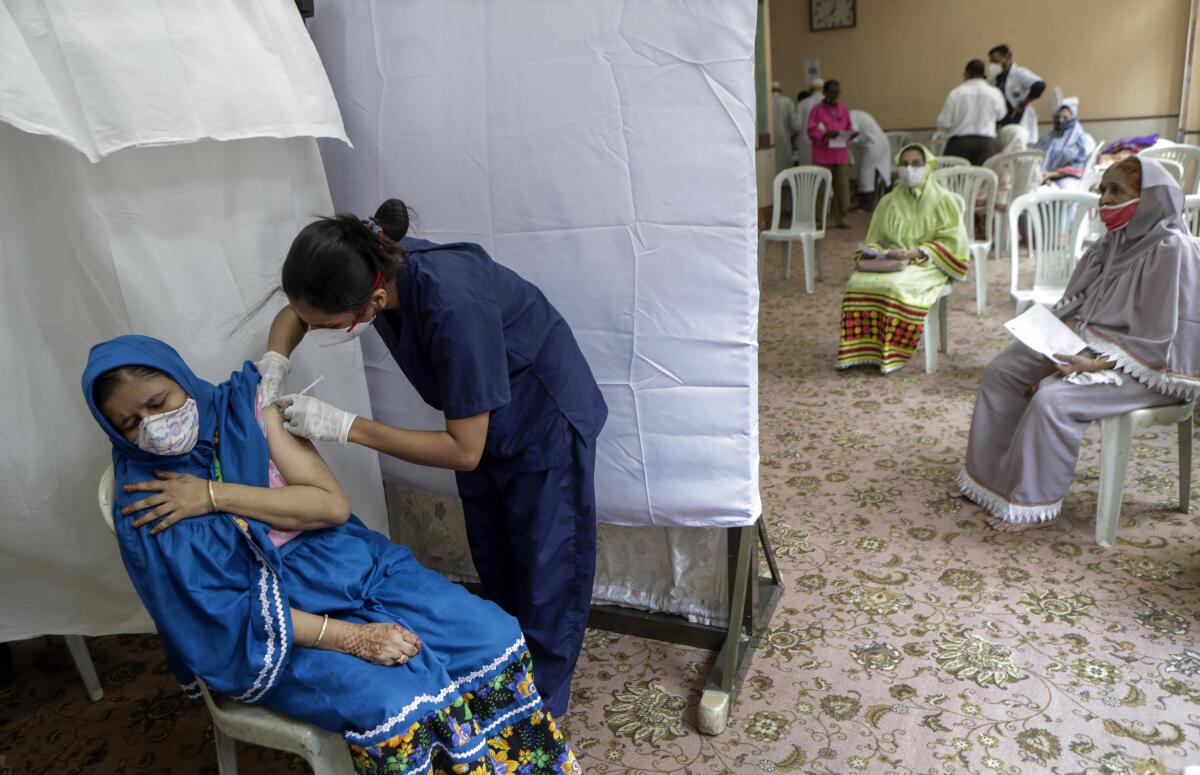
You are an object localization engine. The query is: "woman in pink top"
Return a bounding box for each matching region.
[807,80,854,228]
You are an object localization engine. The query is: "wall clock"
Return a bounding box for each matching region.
[810,0,856,32]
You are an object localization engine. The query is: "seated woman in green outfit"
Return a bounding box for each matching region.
[835,144,970,374]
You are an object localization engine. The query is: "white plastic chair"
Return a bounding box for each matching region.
[920,191,964,374]
[1156,158,1186,187]
[1095,401,1194,548]
[923,285,952,374]
[885,131,912,161]
[759,166,832,293]
[1184,194,1200,234]
[1008,190,1098,314]
[935,155,970,170]
[1141,144,1200,194]
[934,166,998,315]
[988,150,1045,262]
[98,465,356,775]
[1077,140,1105,194]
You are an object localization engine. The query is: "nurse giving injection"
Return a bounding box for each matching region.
[256,199,607,717]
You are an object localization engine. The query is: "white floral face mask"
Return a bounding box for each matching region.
[136,397,200,455]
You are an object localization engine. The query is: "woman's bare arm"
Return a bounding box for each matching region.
[211,404,350,529]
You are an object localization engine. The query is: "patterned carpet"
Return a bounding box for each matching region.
[3,209,1200,774]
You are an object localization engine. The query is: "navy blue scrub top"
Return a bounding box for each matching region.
[372,237,608,472]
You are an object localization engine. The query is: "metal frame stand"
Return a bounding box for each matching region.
[586,519,783,735]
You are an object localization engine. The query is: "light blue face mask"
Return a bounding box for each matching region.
[136,397,200,455]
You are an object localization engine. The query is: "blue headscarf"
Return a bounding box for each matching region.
[1036,101,1092,173]
[82,336,293,703]
[82,334,268,489]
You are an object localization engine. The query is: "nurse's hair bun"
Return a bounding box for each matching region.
[373,199,412,241]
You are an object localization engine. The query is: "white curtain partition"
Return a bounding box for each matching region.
[0,1,385,643]
[310,1,760,621]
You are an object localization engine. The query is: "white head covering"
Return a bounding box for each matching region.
[1058,158,1200,398]
[809,77,825,90]
[771,80,781,91]
[994,124,1028,156]
[1058,97,1080,119]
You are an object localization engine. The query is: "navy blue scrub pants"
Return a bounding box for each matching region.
[455,431,597,718]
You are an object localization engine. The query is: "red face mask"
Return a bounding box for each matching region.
[1099,198,1140,231]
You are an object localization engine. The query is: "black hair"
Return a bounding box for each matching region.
[92,365,165,408]
[280,199,414,314]
[797,90,812,102]
[988,44,1010,58]
[965,59,986,78]
[823,80,840,93]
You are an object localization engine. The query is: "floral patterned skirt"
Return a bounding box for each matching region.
[836,264,949,374]
[349,650,581,775]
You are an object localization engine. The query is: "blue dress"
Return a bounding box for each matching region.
[83,336,582,775]
[372,238,607,717]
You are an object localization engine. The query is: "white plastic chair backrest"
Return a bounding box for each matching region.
[935,156,970,169]
[1081,140,1104,174]
[770,166,832,235]
[1156,158,1186,187]
[1141,144,1200,194]
[933,166,998,246]
[885,131,912,160]
[99,465,116,534]
[1184,194,1200,235]
[1077,140,1105,193]
[1009,190,1098,297]
[991,150,1045,207]
[945,191,966,221]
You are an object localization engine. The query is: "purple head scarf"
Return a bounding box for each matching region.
[1055,156,1200,399]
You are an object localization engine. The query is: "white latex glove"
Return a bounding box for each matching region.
[278,394,357,446]
[255,352,292,407]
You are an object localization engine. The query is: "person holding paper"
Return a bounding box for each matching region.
[956,157,1200,531]
[836,145,970,373]
[807,79,854,228]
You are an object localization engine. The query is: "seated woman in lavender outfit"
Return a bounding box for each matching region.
[954,157,1200,531]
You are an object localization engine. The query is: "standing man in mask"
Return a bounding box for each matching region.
[808,79,855,229]
[937,59,1007,166]
[988,44,1045,144]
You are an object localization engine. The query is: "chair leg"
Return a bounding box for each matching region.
[924,308,939,374]
[212,723,239,775]
[816,238,825,281]
[938,296,949,353]
[802,237,815,294]
[783,241,792,281]
[307,746,358,775]
[64,635,103,702]
[1096,414,1136,548]
[1179,413,1193,512]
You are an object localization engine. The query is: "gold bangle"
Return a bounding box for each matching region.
[313,614,330,649]
[207,480,218,513]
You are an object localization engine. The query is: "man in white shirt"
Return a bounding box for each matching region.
[988,44,1046,144]
[937,59,1007,166]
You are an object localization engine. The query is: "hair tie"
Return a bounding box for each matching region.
[363,218,386,240]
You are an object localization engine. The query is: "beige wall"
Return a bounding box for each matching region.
[772,0,1190,135]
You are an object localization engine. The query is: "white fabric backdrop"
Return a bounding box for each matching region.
[0,0,347,161]
[0,0,383,642]
[0,125,386,642]
[310,0,761,529]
